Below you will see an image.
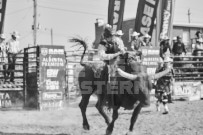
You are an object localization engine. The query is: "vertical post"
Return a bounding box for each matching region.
[51,28,53,45]
[33,0,37,46]
[188,9,191,23]
[170,0,176,45]
[23,48,27,108]
[188,8,191,50]
[155,0,162,46]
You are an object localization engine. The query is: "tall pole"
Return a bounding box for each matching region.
[51,28,53,45]
[188,9,191,23]
[33,0,37,46]
[188,9,191,49]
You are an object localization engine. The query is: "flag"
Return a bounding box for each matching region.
[108,0,125,32]
[159,0,175,40]
[134,0,159,37]
[0,0,7,34]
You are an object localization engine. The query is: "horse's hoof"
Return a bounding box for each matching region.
[126,131,133,135]
[106,129,112,135]
[162,111,169,115]
[83,124,90,130]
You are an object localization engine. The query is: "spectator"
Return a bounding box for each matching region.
[114,30,126,52]
[159,36,172,60]
[131,31,142,61]
[172,36,187,68]
[172,37,177,47]
[0,34,8,80]
[194,31,203,52]
[142,34,153,47]
[172,36,187,56]
[193,31,203,67]
[7,31,21,82]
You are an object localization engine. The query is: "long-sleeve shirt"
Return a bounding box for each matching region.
[7,39,20,54]
[131,39,142,51]
[114,37,125,51]
[172,42,186,55]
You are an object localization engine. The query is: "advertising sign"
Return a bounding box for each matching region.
[39,45,66,92]
[159,0,174,39]
[38,45,66,110]
[173,82,201,101]
[108,0,125,31]
[134,0,159,37]
[141,47,160,74]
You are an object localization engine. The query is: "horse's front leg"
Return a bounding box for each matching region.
[79,94,91,130]
[95,94,110,126]
[106,107,119,135]
[126,102,142,135]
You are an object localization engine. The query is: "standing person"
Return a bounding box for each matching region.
[159,36,172,60]
[172,36,187,68]
[193,31,203,67]
[172,36,187,56]
[155,57,174,114]
[142,34,153,47]
[7,31,21,82]
[114,30,126,52]
[131,31,142,61]
[193,31,203,54]
[0,34,8,80]
[172,37,177,48]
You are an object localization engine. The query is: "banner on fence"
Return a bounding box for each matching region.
[39,46,66,92]
[134,0,159,37]
[39,45,66,110]
[173,82,201,101]
[142,47,160,74]
[108,0,125,32]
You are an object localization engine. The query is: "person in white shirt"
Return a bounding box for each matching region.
[114,30,126,52]
[7,31,20,82]
[0,34,8,80]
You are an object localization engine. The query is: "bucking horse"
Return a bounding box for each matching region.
[70,37,172,135]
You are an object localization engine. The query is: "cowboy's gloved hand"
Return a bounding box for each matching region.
[120,49,126,55]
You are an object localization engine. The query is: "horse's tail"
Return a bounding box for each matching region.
[69,37,88,67]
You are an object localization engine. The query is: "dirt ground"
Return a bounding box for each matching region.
[0,98,203,135]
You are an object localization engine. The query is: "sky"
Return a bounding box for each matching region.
[4,0,203,51]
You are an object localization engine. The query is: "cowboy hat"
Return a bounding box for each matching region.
[132,31,140,37]
[163,36,169,40]
[197,38,203,43]
[116,30,124,36]
[173,37,177,41]
[105,24,112,29]
[0,34,6,39]
[11,31,20,38]
[143,34,151,39]
[164,57,173,63]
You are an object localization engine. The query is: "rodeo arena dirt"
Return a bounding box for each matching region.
[1,0,203,135]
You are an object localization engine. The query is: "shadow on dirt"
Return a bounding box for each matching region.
[0,132,71,135]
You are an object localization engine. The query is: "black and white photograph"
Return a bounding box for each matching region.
[0,0,203,135]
